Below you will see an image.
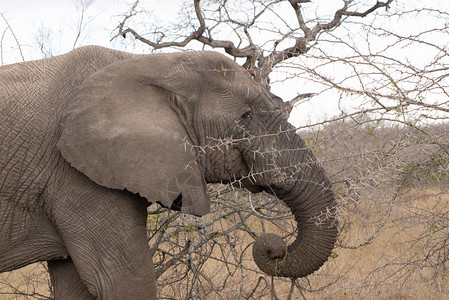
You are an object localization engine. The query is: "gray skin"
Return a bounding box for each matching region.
[0,46,337,299]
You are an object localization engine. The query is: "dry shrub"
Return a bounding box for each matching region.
[151,188,298,299]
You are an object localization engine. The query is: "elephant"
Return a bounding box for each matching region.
[0,45,338,299]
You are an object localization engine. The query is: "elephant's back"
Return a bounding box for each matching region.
[0,46,133,198]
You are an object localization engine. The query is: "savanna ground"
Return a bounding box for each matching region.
[1,122,449,299]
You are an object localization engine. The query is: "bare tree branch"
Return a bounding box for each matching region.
[72,0,96,49]
[114,0,394,88]
[0,12,25,64]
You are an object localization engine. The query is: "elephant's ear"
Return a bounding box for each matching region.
[57,56,210,216]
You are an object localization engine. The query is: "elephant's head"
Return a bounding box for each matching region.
[58,51,337,279]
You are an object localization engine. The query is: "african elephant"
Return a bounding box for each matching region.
[0,46,338,299]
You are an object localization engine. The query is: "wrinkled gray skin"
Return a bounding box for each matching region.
[0,46,337,299]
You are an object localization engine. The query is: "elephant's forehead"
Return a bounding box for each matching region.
[257,89,283,111]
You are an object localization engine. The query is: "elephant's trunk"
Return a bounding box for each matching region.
[252,188,337,278]
[247,127,338,278]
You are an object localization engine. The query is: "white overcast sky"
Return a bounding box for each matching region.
[1,0,157,60]
[1,0,448,126]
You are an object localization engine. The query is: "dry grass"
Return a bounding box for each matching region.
[0,263,50,299]
[1,189,448,299]
[304,189,449,300]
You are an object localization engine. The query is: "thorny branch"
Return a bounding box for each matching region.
[114,0,393,88]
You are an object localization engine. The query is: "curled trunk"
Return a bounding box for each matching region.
[252,187,337,278]
[247,123,338,278]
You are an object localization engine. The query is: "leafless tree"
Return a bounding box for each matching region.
[32,0,96,60]
[72,0,96,50]
[0,12,25,65]
[114,0,393,89]
[34,23,54,59]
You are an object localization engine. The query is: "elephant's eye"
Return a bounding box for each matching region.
[241,111,252,119]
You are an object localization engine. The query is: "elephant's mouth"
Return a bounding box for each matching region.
[231,178,265,193]
[205,147,264,193]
